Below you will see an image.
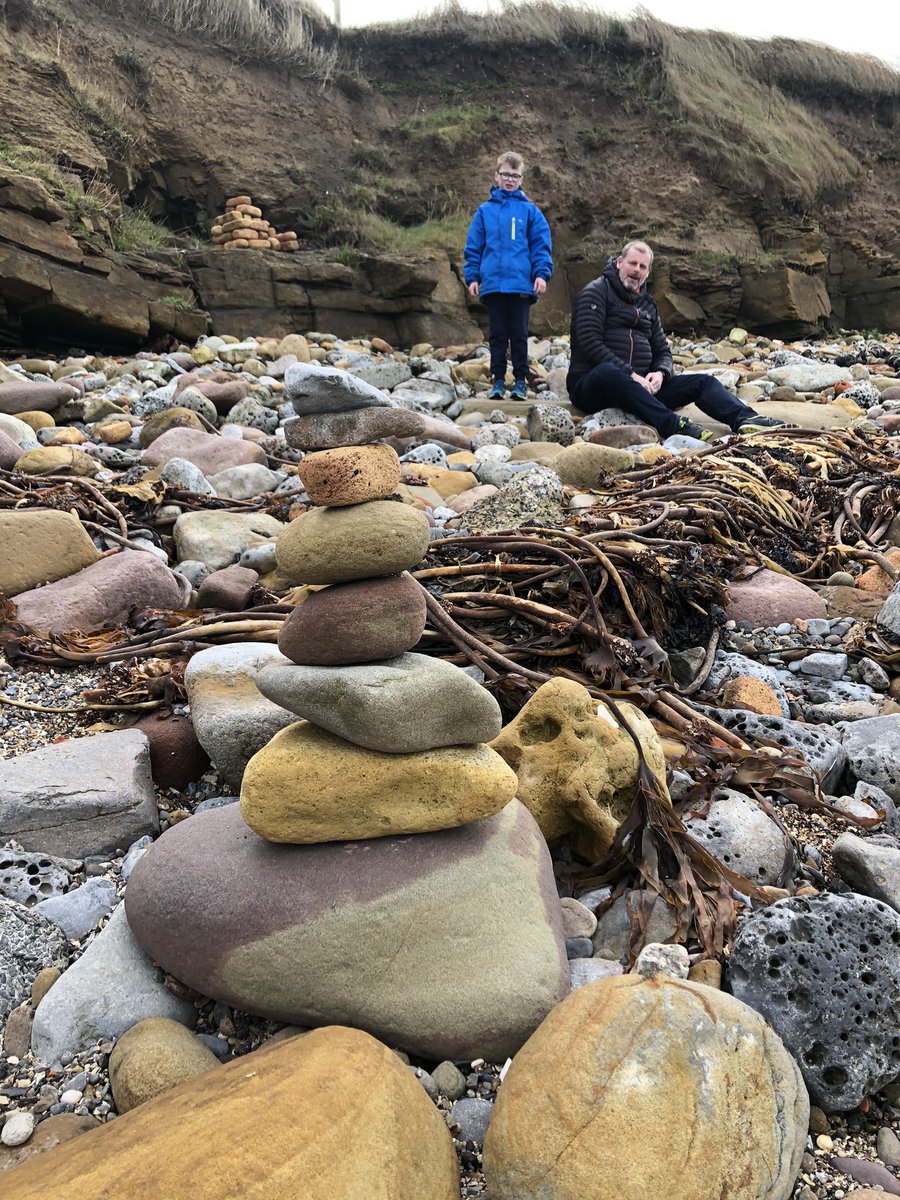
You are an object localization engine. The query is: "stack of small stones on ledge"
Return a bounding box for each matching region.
[240,358,515,842]
[210,194,299,252]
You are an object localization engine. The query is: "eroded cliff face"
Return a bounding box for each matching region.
[1,0,898,349]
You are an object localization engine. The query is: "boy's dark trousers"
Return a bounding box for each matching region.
[483,294,531,381]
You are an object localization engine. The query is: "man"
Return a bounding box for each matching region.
[567,241,791,441]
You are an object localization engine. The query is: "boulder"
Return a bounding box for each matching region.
[877,581,900,638]
[285,362,394,416]
[701,707,846,790]
[6,1027,459,1200]
[109,1017,220,1112]
[204,463,281,500]
[275,500,430,585]
[296,444,401,507]
[284,406,426,450]
[464,466,564,533]
[740,267,831,334]
[138,407,206,447]
[240,721,516,842]
[131,710,210,790]
[832,832,900,913]
[14,446,99,476]
[125,801,569,1062]
[13,550,181,635]
[0,509,99,597]
[277,572,426,665]
[0,381,78,415]
[483,975,807,1200]
[254,653,502,751]
[195,565,259,610]
[173,511,284,573]
[0,728,158,858]
[33,878,117,940]
[142,427,266,474]
[30,904,195,1066]
[549,442,635,487]
[728,892,900,1110]
[0,898,69,1021]
[725,568,827,626]
[683,788,792,886]
[767,362,853,391]
[841,714,900,801]
[0,428,21,470]
[184,643,295,788]
[490,680,668,860]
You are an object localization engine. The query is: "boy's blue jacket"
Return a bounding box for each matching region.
[463,186,553,299]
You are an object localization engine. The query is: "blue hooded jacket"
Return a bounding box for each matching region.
[463,186,553,300]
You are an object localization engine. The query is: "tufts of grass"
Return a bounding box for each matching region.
[161,292,194,309]
[312,193,470,255]
[70,80,138,155]
[111,205,172,252]
[0,140,64,187]
[109,0,339,76]
[397,104,499,153]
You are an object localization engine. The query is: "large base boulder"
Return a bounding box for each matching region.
[125,801,569,1062]
[0,509,99,597]
[5,1026,459,1200]
[483,975,808,1200]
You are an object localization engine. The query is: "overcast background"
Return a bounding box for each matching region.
[330,0,900,66]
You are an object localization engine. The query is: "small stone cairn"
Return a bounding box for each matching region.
[238,361,517,843]
[211,194,299,252]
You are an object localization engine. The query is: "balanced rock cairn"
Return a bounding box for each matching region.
[211,194,299,252]
[239,360,517,843]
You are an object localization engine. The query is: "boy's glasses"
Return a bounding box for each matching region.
[497,172,523,181]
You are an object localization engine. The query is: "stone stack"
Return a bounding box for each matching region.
[211,194,299,252]
[241,370,517,840]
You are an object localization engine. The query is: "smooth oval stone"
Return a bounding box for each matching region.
[275,500,430,585]
[255,652,502,751]
[240,720,516,842]
[297,444,401,507]
[109,1017,220,1112]
[125,801,568,1062]
[278,573,427,665]
[284,406,426,449]
[285,362,393,416]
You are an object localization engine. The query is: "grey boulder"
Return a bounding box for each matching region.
[285,362,394,416]
[34,878,118,940]
[1,897,69,1020]
[841,714,900,801]
[832,832,900,912]
[30,904,195,1067]
[173,511,284,573]
[0,729,159,858]
[254,653,503,752]
[683,788,793,886]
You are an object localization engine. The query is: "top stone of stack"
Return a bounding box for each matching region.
[284,362,394,416]
[211,195,299,252]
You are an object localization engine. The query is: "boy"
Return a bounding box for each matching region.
[464,151,553,400]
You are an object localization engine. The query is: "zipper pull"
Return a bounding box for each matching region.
[511,217,516,241]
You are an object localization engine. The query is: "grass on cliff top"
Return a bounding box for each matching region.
[314,194,470,254]
[110,0,338,74]
[360,1,899,207]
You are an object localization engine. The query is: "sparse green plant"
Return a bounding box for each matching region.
[161,293,193,310]
[111,206,172,252]
[331,246,360,267]
[70,80,137,155]
[0,140,63,187]
[397,105,499,153]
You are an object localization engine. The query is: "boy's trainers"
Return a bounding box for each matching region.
[674,417,714,442]
[510,380,529,401]
[488,380,506,399]
[737,415,799,433]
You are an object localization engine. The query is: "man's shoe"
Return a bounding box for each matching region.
[488,380,506,399]
[737,415,799,433]
[510,379,529,401]
[674,417,715,442]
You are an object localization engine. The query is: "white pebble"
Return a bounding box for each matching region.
[1,1110,35,1146]
[60,1089,83,1105]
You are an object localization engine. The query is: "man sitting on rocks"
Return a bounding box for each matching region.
[567,240,793,441]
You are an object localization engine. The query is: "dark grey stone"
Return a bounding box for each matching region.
[450,1097,494,1146]
[841,715,900,802]
[0,897,69,1020]
[565,937,593,959]
[832,833,900,912]
[728,892,900,1111]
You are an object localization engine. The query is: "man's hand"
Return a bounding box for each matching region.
[630,372,654,393]
[533,278,547,296]
[468,282,480,298]
[646,371,664,394]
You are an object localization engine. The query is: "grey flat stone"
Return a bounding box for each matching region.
[34,878,117,940]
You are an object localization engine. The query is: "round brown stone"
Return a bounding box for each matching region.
[297,444,401,507]
[133,710,210,790]
[139,407,207,448]
[275,500,430,585]
[278,572,427,665]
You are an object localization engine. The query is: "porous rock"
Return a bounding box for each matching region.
[275,500,430,585]
[240,721,516,842]
[728,892,900,1110]
[297,443,401,507]
[6,1027,459,1200]
[254,652,502,752]
[125,801,569,1062]
[683,788,793,886]
[0,898,68,1021]
[699,707,846,791]
[483,975,807,1200]
[841,714,900,801]
[277,572,426,665]
[490,679,668,860]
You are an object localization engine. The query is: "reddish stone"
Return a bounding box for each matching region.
[196,565,259,611]
[0,381,78,416]
[174,375,252,414]
[278,572,427,665]
[725,568,826,627]
[0,428,21,470]
[142,428,266,474]
[133,710,210,790]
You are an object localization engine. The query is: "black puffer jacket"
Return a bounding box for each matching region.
[567,256,673,392]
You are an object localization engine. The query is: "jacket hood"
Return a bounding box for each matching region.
[488,185,529,202]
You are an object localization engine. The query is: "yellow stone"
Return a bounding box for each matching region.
[491,679,669,860]
[273,334,311,362]
[46,427,85,445]
[15,411,55,431]
[831,394,864,419]
[14,447,99,476]
[4,1026,459,1200]
[403,463,477,499]
[447,450,477,465]
[191,345,216,365]
[97,420,134,444]
[109,1018,220,1112]
[241,722,517,842]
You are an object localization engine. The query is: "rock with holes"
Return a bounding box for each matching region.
[697,707,846,791]
[0,848,80,907]
[841,714,900,802]
[832,833,900,913]
[683,788,793,886]
[1,898,69,1021]
[490,679,669,862]
[483,975,807,1200]
[705,652,791,718]
[526,405,576,447]
[727,892,900,1111]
